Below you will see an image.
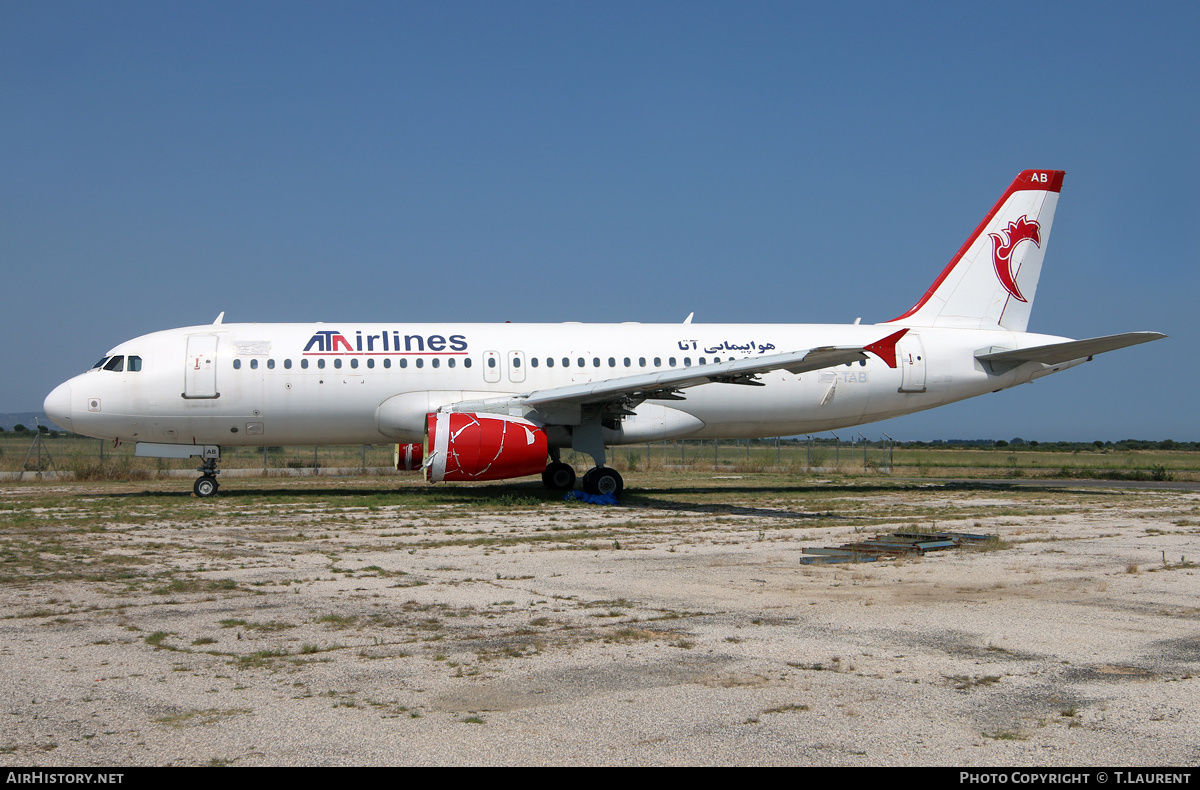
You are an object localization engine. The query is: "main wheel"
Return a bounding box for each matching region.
[542,461,576,490]
[582,467,623,498]
[194,475,219,498]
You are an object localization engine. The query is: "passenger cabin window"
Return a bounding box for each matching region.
[267,359,275,369]
[232,359,241,370]
[127,356,142,371]
[103,355,124,372]
[250,359,259,369]
[463,358,471,368]
[300,359,308,369]
[383,359,391,368]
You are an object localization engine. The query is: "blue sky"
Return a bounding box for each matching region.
[3,1,1197,440]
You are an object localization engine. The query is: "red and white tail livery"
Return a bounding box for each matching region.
[890,170,1063,332]
[44,170,1165,497]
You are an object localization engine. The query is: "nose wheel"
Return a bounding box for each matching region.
[194,475,219,497]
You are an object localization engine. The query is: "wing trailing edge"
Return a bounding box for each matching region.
[519,329,910,409]
[439,330,911,418]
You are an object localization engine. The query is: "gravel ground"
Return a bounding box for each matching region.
[1,476,1197,766]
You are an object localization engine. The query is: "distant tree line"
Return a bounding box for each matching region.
[743,437,1198,451]
[1,424,59,438]
[0,425,1195,451]
[900,438,1198,452]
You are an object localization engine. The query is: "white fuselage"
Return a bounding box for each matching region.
[45,321,1080,448]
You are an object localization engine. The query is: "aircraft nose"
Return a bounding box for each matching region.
[44,382,73,432]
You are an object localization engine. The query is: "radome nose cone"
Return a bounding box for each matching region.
[44,382,73,431]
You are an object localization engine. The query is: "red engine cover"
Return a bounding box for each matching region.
[424,412,548,483]
[395,443,423,471]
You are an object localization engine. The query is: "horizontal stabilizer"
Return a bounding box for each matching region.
[976,332,1166,369]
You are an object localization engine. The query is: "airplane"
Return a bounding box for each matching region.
[43,170,1165,498]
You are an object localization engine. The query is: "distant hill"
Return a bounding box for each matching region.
[0,412,67,432]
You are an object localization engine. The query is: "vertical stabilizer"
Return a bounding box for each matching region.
[888,170,1064,332]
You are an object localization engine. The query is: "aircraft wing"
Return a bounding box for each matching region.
[514,329,909,409]
[975,332,1166,369]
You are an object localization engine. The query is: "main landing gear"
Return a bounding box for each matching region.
[542,461,576,491]
[544,421,623,497]
[541,461,623,497]
[194,456,220,498]
[582,466,623,497]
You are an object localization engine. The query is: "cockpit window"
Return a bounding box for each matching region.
[127,356,142,372]
[92,357,109,370]
[103,355,125,372]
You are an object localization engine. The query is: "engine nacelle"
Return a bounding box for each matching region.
[395,443,423,471]
[424,412,548,483]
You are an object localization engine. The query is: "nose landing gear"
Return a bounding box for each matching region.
[132,442,222,498]
[194,454,220,497]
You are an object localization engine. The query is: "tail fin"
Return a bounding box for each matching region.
[888,170,1065,332]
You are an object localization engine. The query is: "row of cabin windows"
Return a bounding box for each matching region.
[222,354,865,373]
[95,353,754,374]
[520,356,856,369]
[230,355,739,372]
[501,356,732,369]
[231,357,475,370]
[93,352,868,375]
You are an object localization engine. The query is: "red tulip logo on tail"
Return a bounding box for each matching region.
[989,215,1041,302]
